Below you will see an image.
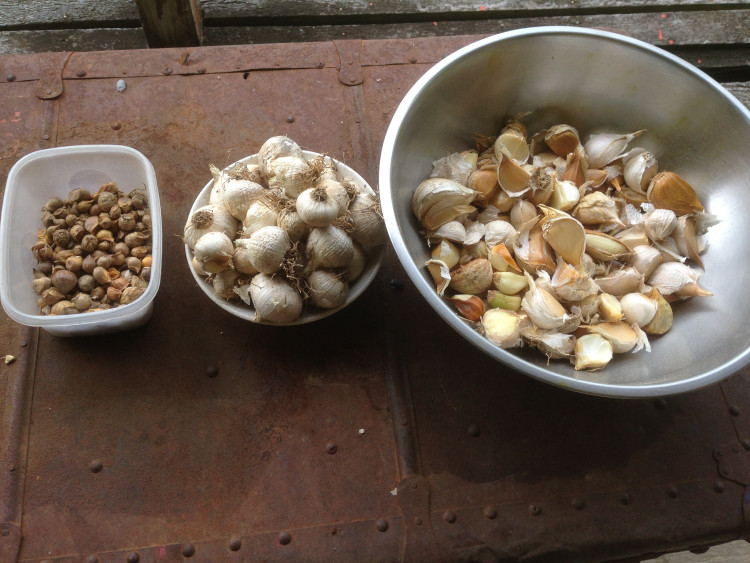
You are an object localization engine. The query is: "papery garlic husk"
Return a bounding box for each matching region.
[244,273,303,323]
[573,192,624,229]
[247,225,291,274]
[476,205,501,224]
[641,288,673,334]
[412,177,476,231]
[528,167,555,205]
[654,237,687,264]
[348,192,387,246]
[621,203,644,228]
[584,230,631,262]
[482,309,528,348]
[488,243,521,273]
[643,208,677,242]
[620,291,658,328]
[233,238,260,275]
[615,224,650,250]
[531,151,558,168]
[460,239,488,261]
[599,292,623,321]
[277,204,309,242]
[221,178,267,221]
[308,269,349,309]
[485,220,518,249]
[425,258,451,296]
[623,150,658,194]
[242,200,278,236]
[446,294,485,321]
[570,293,601,323]
[449,258,493,295]
[521,272,577,331]
[213,268,242,300]
[193,231,234,273]
[627,244,663,279]
[297,186,340,227]
[463,221,485,246]
[647,262,712,298]
[184,204,238,250]
[594,266,644,297]
[549,258,599,303]
[548,179,580,212]
[583,321,639,354]
[431,151,476,185]
[347,242,367,282]
[467,167,500,205]
[496,149,531,196]
[307,225,354,269]
[647,171,705,216]
[258,135,304,178]
[509,199,537,231]
[672,215,704,268]
[561,144,588,186]
[494,130,529,164]
[574,333,614,371]
[584,129,645,169]
[543,124,580,157]
[428,220,467,245]
[522,326,576,359]
[539,205,586,266]
[515,220,556,275]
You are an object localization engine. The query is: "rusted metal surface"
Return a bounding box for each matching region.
[0,37,749,562]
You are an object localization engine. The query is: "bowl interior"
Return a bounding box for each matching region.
[380,27,750,396]
[0,145,162,333]
[185,152,384,325]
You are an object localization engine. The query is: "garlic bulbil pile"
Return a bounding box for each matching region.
[186,136,386,323]
[414,117,716,370]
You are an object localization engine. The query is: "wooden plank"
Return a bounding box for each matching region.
[135,0,203,48]
[0,29,148,56]
[0,0,138,28]
[726,82,750,108]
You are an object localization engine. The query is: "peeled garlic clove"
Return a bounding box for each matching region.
[643,208,677,242]
[593,266,644,297]
[449,258,493,295]
[584,322,638,354]
[584,129,645,169]
[623,151,658,194]
[487,290,522,311]
[672,215,704,269]
[521,272,571,330]
[574,333,614,371]
[584,230,631,262]
[481,308,527,348]
[543,124,580,157]
[627,244,663,279]
[647,171,705,216]
[492,271,528,294]
[496,150,531,196]
[431,239,461,270]
[493,130,529,164]
[247,273,303,323]
[572,192,624,228]
[548,179,580,212]
[446,294,485,321]
[620,292,657,327]
[412,177,476,230]
[520,326,576,359]
[599,292,623,322]
[539,205,586,266]
[648,262,711,298]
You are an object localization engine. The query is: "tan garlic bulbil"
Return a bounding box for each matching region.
[412,116,715,371]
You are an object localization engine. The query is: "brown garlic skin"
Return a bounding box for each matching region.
[77,274,97,293]
[50,269,78,295]
[80,234,98,253]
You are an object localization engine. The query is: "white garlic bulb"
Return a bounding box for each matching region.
[242,200,278,236]
[222,179,267,221]
[317,177,351,215]
[184,204,238,250]
[308,269,348,309]
[247,225,291,274]
[266,155,315,198]
[296,186,340,227]
[258,136,304,178]
[193,231,234,273]
[307,225,354,269]
[233,239,260,275]
[247,273,303,323]
[346,242,367,282]
[348,193,387,246]
[277,205,308,242]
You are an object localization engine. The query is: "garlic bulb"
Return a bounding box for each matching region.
[247,273,303,323]
[193,231,234,273]
[222,179,267,221]
[258,135,304,178]
[266,155,316,198]
[347,242,367,281]
[213,268,241,300]
[242,200,278,236]
[348,193,388,246]
[306,225,354,269]
[296,186,340,227]
[233,239,260,275]
[277,204,308,242]
[184,204,238,250]
[308,269,348,309]
[247,225,291,274]
[412,177,476,231]
[317,177,351,215]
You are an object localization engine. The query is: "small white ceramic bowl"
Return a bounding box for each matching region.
[0,145,162,336]
[185,151,384,325]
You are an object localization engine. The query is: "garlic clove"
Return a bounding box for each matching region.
[583,321,638,354]
[412,177,476,231]
[574,333,614,370]
[527,167,555,205]
[481,308,527,348]
[488,243,521,273]
[646,171,705,216]
[593,266,644,297]
[538,205,586,266]
[515,223,556,275]
[643,208,677,242]
[627,244,663,279]
[489,188,518,213]
[599,292,623,322]
[493,130,529,164]
[520,325,576,359]
[448,258,494,295]
[430,151,477,185]
[484,220,518,249]
[492,271,528,294]
[549,258,599,303]
[572,192,624,228]
[620,292,657,328]
[615,224,650,250]
[521,272,573,330]
[428,220,467,245]
[672,215,704,269]
[425,258,452,296]
[496,149,531,196]
[548,179,581,212]
[584,230,631,262]
[543,124,580,157]
[648,262,711,298]
[446,294,485,321]
[642,288,674,334]
[509,199,538,231]
[560,144,588,186]
[584,129,645,169]
[486,290,522,311]
[623,150,658,194]
[467,167,499,205]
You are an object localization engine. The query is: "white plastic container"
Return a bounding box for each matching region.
[0,145,162,336]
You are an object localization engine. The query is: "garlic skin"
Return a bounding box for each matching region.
[184,204,238,250]
[623,150,658,194]
[213,269,241,300]
[247,225,291,274]
[412,177,476,230]
[246,273,303,323]
[306,225,354,269]
[193,231,234,274]
[308,269,349,309]
[584,130,645,169]
[296,186,340,227]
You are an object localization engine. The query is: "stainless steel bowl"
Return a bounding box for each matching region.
[379,27,750,397]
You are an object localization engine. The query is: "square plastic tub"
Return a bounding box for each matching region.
[0,145,162,336]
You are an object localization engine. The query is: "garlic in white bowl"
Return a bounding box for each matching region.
[184,136,386,325]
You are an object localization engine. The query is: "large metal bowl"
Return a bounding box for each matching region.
[379,27,750,397]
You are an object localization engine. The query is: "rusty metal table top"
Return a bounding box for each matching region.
[1,36,749,563]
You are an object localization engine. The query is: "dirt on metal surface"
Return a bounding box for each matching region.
[0,38,748,562]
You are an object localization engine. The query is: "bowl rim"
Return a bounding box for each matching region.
[185,151,385,326]
[378,26,750,397]
[0,144,162,329]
